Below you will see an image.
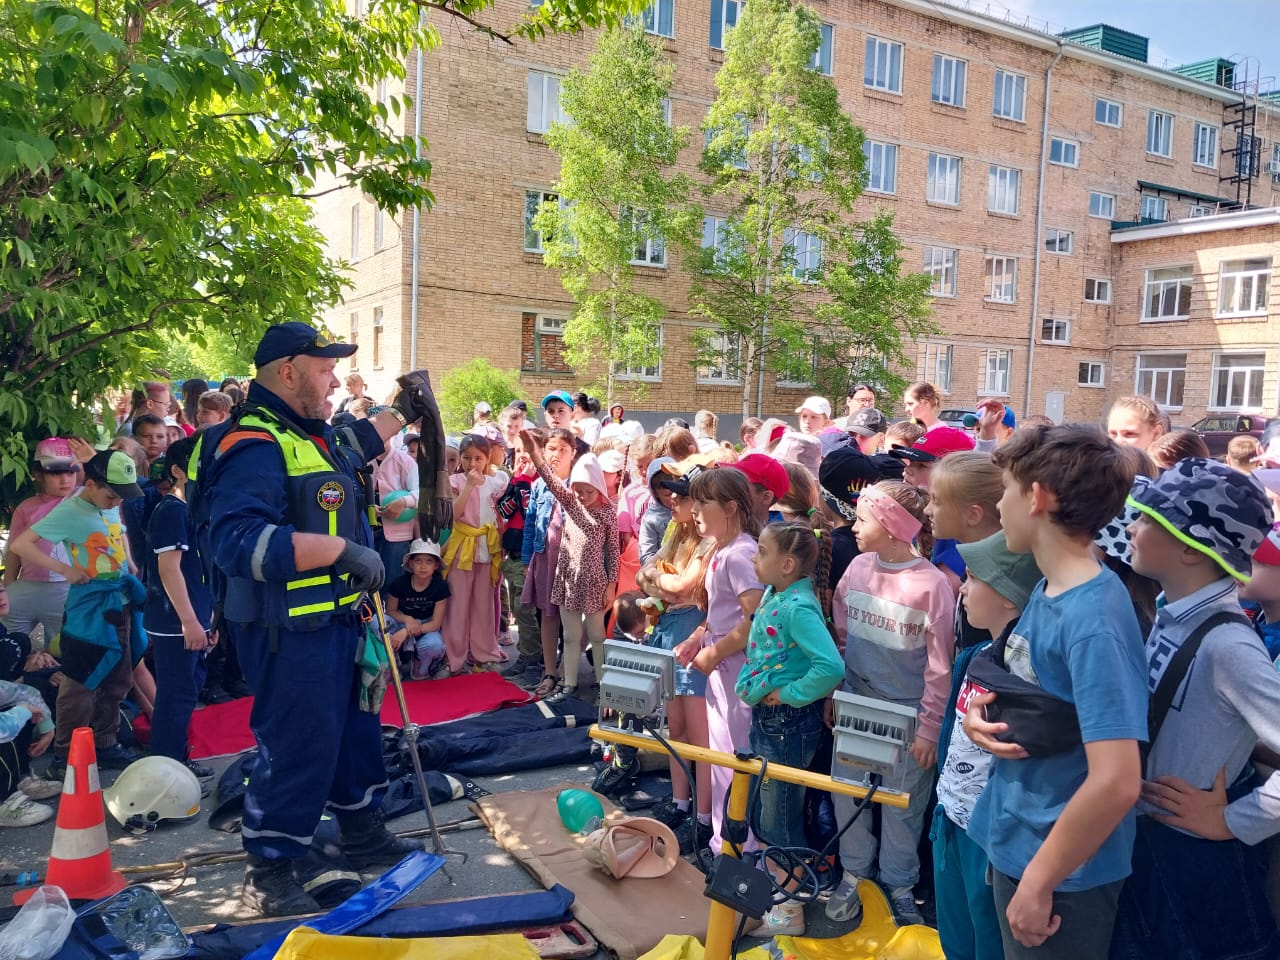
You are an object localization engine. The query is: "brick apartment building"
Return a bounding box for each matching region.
[313,0,1280,427]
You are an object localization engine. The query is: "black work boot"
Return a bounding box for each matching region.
[591,748,640,796]
[242,855,321,917]
[337,808,423,870]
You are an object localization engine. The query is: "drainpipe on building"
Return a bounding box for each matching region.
[408,9,426,370]
[1024,41,1063,418]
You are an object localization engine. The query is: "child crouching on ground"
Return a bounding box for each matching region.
[386,539,449,680]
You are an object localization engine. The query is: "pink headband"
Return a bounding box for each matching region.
[861,487,922,543]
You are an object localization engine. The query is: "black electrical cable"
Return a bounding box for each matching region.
[640,718,715,873]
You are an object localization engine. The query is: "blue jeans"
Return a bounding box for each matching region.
[929,806,1003,960]
[749,701,824,848]
[648,605,707,697]
[149,632,207,762]
[411,631,445,677]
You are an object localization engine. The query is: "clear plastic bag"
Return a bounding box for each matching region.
[91,885,191,960]
[0,886,76,960]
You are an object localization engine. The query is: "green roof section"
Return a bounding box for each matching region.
[1059,23,1149,63]
[1173,58,1236,89]
[1137,180,1235,206]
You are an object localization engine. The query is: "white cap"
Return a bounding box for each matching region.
[405,538,442,560]
[474,401,492,416]
[598,450,625,474]
[163,416,179,427]
[795,396,832,417]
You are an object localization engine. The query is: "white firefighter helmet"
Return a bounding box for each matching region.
[104,756,202,832]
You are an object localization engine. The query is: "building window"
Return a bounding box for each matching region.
[373,207,385,251]
[697,331,744,384]
[641,0,674,37]
[350,202,360,261]
[926,153,961,205]
[778,338,818,388]
[622,206,666,267]
[371,306,384,369]
[863,140,898,195]
[1237,134,1261,178]
[864,36,903,94]
[523,190,562,253]
[704,115,749,170]
[924,246,957,297]
[931,54,966,107]
[1084,277,1111,304]
[1210,353,1266,410]
[784,228,822,281]
[708,0,740,49]
[1040,318,1070,344]
[521,312,572,373]
[810,23,834,75]
[1140,195,1168,222]
[614,326,663,381]
[1147,110,1173,157]
[527,71,566,134]
[375,77,388,105]
[1192,122,1218,168]
[1048,137,1078,167]
[981,349,1011,395]
[1044,228,1073,255]
[1088,192,1116,219]
[349,312,359,369]
[984,255,1017,303]
[992,70,1026,122]
[1078,361,1105,387]
[1218,258,1271,317]
[1095,97,1122,127]
[924,342,953,393]
[987,165,1020,215]
[701,215,735,264]
[1189,204,1214,218]
[1136,352,1186,408]
[1143,266,1193,320]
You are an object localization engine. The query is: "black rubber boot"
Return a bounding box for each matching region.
[242,855,321,917]
[337,808,424,870]
[591,752,640,796]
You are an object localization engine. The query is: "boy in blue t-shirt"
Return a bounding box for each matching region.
[964,425,1147,959]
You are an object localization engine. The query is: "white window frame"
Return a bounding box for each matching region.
[348,311,359,370]
[696,331,744,385]
[701,215,734,265]
[777,338,818,389]
[923,342,953,393]
[1040,317,1070,344]
[987,165,1020,215]
[1209,352,1266,411]
[523,190,563,253]
[1095,97,1122,128]
[864,36,904,94]
[863,140,898,195]
[1135,352,1187,410]
[373,206,385,251]
[623,206,666,268]
[1084,277,1112,304]
[784,227,822,282]
[992,69,1026,122]
[1192,122,1219,168]
[810,23,834,75]
[641,0,674,38]
[1143,266,1193,321]
[984,255,1017,303]
[614,326,663,382]
[926,153,961,205]
[1088,192,1116,219]
[931,54,966,107]
[1078,361,1105,388]
[709,0,739,50]
[526,71,566,134]
[1217,258,1272,318]
[527,312,569,373]
[1147,109,1174,157]
[1048,137,1079,167]
[1044,227,1074,255]
[704,115,749,171]
[1189,204,1214,218]
[980,349,1012,396]
[924,246,957,297]
[371,306,384,370]
[1140,195,1168,222]
[349,202,360,261]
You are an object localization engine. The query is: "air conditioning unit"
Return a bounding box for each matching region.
[1268,160,1280,175]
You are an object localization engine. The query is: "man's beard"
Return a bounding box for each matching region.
[295,379,332,421]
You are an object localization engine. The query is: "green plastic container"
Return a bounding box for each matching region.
[556,789,604,834]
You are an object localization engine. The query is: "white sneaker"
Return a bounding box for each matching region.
[746,903,805,938]
[0,791,54,827]
[16,773,62,801]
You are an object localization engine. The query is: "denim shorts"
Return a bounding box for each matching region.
[648,605,707,698]
[749,701,824,848]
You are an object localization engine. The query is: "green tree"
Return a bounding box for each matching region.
[533,26,698,399]
[687,0,933,416]
[437,358,521,433]
[0,0,646,508]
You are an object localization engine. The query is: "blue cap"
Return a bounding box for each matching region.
[254,322,357,368]
[962,406,1016,430]
[541,390,573,410]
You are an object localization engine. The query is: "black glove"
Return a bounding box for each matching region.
[335,542,385,593]
[393,370,440,428]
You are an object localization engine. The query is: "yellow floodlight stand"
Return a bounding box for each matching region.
[589,725,910,960]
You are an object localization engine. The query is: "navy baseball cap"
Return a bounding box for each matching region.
[541,390,572,410]
[254,322,357,368]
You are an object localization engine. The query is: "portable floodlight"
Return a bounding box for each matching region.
[597,640,676,732]
[830,691,918,795]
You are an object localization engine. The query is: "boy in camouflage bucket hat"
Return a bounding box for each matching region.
[1115,455,1280,958]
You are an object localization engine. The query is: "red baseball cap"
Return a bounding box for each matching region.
[888,425,975,463]
[1254,528,1280,567]
[728,454,790,501]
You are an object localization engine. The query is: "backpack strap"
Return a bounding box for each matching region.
[1146,610,1250,767]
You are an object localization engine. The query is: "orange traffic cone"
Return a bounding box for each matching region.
[14,727,127,905]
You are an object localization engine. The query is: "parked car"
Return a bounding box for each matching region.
[938,409,972,429]
[1189,414,1274,458]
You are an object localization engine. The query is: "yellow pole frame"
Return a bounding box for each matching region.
[588,724,910,960]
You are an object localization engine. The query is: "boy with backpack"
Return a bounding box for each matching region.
[964,425,1148,958]
[1111,458,1280,958]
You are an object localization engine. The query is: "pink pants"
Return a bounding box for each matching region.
[705,651,757,856]
[442,563,500,671]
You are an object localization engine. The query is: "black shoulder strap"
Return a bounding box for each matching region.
[1147,610,1250,756]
